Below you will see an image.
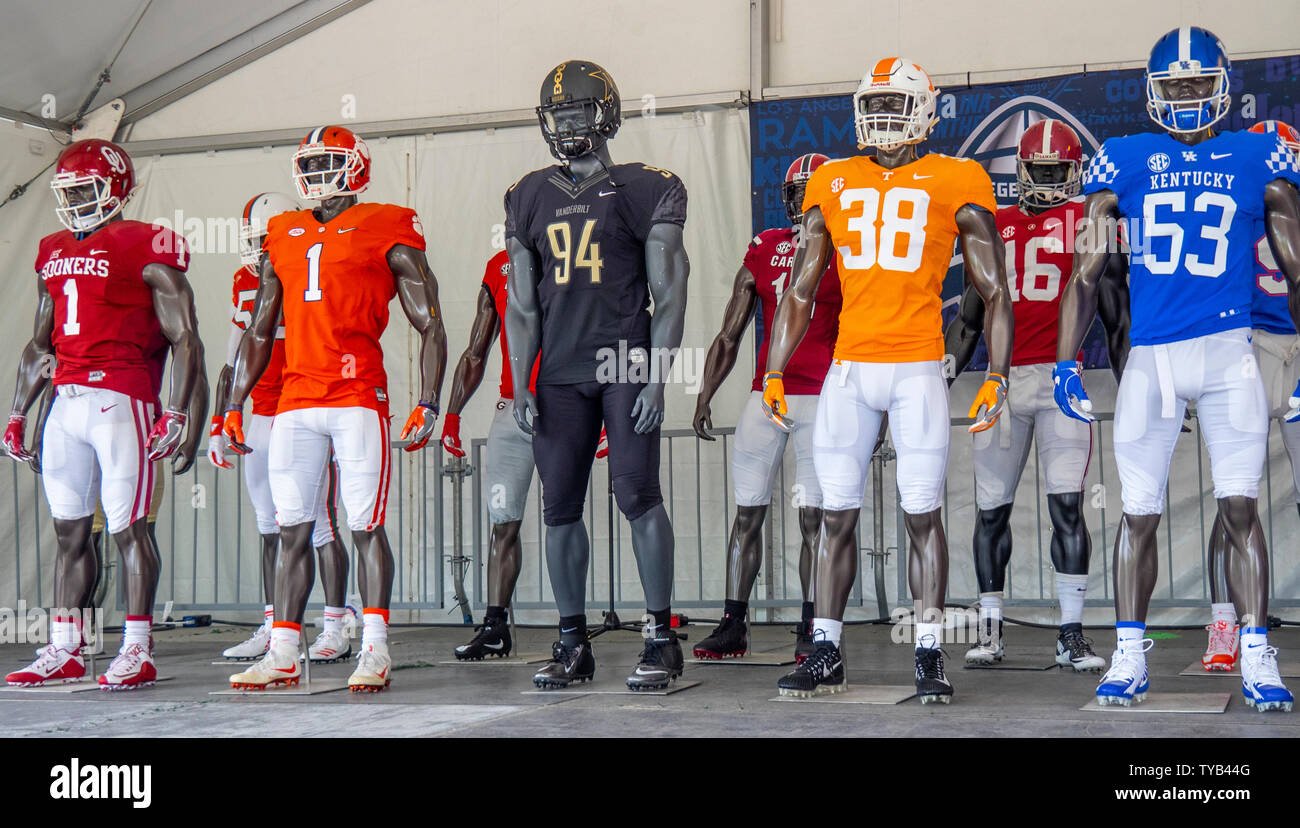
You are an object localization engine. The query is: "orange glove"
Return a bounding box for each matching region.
[968,372,1009,433]
[440,413,464,457]
[222,409,252,454]
[400,401,438,452]
[760,371,792,431]
[595,427,609,459]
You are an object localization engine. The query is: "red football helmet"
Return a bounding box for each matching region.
[1248,120,1300,156]
[782,153,830,223]
[1016,119,1084,210]
[49,139,135,233]
[292,125,371,200]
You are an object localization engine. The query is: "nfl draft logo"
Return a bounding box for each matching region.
[1147,153,1171,173]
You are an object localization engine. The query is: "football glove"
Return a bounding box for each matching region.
[1052,360,1095,423]
[968,372,1008,433]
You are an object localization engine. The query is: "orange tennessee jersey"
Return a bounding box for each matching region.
[263,202,426,414]
[230,267,286,417]
[803,153,996,363]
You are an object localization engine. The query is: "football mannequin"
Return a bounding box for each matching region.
[505,61,690,691]
[945,120,1128,672]
[210,192,352,663]
[692,153,843,663]
[439,248,540,659]
[1056,28,1300,710]
[1199,120,1300,672]
[4,139,205,690]
[764,58,1014,703]
[225,125,447,693]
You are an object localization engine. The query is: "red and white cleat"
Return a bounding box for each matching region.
[98,642,157,691]
[348,642,392,693]
[1202,620,1239,672]
[228,643,301,690]
[7,645,86,686]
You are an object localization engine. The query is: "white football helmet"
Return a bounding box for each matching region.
[852,58,940,151]
[239,192,300,275]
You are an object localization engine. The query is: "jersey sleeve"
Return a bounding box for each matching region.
[627,166,687,241]
[956,158,997,215]
[374,206,426,254]
[1083,139,1122,195]
[503,177,532,250]
[1261,133,1300,189]
[140,224,190,272]
[742,233,766,272]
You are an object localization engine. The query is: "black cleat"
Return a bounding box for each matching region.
[777,640,846,697]
[1055,624,1105,672]
[532,640,595,689]
[915,647,953,704]
[455,616,513,661]
[693,612,747,659]
[627,633,684,691]
[793,618,815,665]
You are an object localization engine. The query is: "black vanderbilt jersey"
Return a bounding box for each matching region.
[504,162,688,384]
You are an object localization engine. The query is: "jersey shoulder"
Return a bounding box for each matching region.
[482,249,511,291]
[109,220,189,272]
[266,208,316,240]
[508,166,565,201]
[615,162,683,187]
[35,229,76,268]
[751,226,794,250]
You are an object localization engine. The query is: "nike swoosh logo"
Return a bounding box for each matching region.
[1211,153,1232,160]
[100,405,117,413]
[337,227,356,233]
[485,641,505,650]
[913,174,933,180]
[274,666,296,673]
[89,249,107,255]
[635,667,662,675]
[561,627,578,634]
[598,190,617,197]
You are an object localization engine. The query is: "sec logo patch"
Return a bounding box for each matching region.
[1147,153,1170,173]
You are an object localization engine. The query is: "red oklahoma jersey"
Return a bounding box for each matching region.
[35,219,188,403]
[481,249,539,399]
[230,267,286,416]
[745,227,841,394]
[264,202,425,414]
[996,198,1085,366]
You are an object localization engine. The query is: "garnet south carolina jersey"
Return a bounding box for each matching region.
[481,249,540,399]
[997,199,1086,366]
[264,202,425,414]
[1250,220,1295,335]
[231,267,286,416]
[504,163,688,384]
[35,219,189,402]
[803,153,997,363]
[744,227,842,393]
[1083,130,1300,345]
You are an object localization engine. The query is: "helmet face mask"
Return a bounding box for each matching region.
[1015,118,1084,211]
[1146,27,1232,134]
[291,126,370,201]
[538,100,606,158]
[852,59,939,152]
[49,139,135,233]
[537,61,621,161]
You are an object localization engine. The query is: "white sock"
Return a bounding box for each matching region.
[978,592,1003,622]
[1055,573,1088,625]
[362,611,388,646]
[52,619,78,651]
[1241,627,1268,658]
[1211,602,1236,626]
[813,617,842,646]
[270,624,300,650]
[262,605,274,628]
[1116,622,1145,652]
[323,606,345,636]
[123,619,151,649]
[916,622,942,649]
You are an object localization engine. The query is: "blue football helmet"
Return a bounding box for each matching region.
[1145,26,1231,133]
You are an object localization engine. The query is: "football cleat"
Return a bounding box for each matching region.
[454,616,512,661]
[348,642,392,693]
[1056,624,1106,673]
[915,647,953,704]
[1202,620,1239,672]
[307,627,352,663]
[693,612,747,660]
[965,617,1004,665]
[98,642,157,691]
[229,643,301,690]
[1240,644,1294,713]
[793,618,815,665]
[7,645,86,687]
[627,633,685,691]
[777,640,846,698]
[222,624,271,660]
[1096,638,1153,707]
[533,640,596,689]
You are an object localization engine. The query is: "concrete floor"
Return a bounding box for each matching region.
[1,622,1297,737]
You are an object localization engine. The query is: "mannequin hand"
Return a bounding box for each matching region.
[968,372,1008,433]
[223,408,253,454]
[513,391,538,436]
[146,409,187,461]
[440,412,465,457]
[399,401,438,452]
[1052,361,1095,423]
[760,372,792,431]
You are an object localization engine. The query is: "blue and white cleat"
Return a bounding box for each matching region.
[1241,645,1294,713]
[1096,638,1153,707]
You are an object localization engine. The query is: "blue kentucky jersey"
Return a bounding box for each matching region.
[1083,129,1300,345]
[1251,218,1296,335]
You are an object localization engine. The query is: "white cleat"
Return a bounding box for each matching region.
[1240,644,1294,713]
[7,645,86,686]
[349,642,392,693]
[965,618,1003,665]
[1202,620,1239,672]
[1096,638,1153,707]
[229,643,301,690]
[222,624,271,660]
[307,628,352,663]
[98,642,157,691]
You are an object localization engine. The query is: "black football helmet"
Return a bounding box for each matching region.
[537,60,622,160]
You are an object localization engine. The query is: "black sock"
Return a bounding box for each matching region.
[559,614,586,648]
[1059,621,1083,635]
[801,601,814,622]
[723,599,747,620]
[486,605,507,623]
[648,607,672,635]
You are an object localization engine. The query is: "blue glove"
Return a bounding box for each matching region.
[1052,360,1095,423]
[1287,379,1300,423]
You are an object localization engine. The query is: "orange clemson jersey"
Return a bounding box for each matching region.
[803,153,996,363]
[263,201,426,414]
[230,267,286,417]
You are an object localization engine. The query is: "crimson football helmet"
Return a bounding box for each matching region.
[239,192,301,275]
[292,125,371,200]
[782,153,830,223]
[49,139,135,233]
[1248,120,1300,156]
[1016,119,1084,210]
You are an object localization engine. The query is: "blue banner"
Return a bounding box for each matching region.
[749,55,1300,370]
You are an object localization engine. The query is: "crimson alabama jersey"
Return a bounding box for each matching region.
[263,202,425,414]
[745,227,841,394]
[996,199,1086,366]
[481,249,539,399]
[35,219,188,402]
[231,267,286,416]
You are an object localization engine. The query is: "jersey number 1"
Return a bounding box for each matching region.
[304,242,324,302]
[62,280,80,336]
